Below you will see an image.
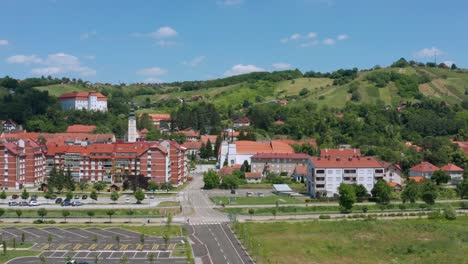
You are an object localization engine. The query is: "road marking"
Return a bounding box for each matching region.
[120,244,129,250]
[40,244,49,250]
[57,244,67,250]
[104,244,113,250]
[19,228,40,237]
[89,244,97,250]
[37,228,63,238]
[152,244,159,250]
[136,244,144,251]
[219,224,246,264]
[168,244,176,250]
[60,228,87,238]
[73,244,82,250]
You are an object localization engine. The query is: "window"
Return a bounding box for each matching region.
[375,169,383,173]
[316,170,325,174]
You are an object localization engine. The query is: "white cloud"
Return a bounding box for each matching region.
[7,55,43,65]
[143,78,164,83]
[323,38,336,45]
[224,64,265,76]
[300,40,319,48]
[218,0,243,6]
[281,33,302,43]
[149,26,178,39]
[183,56,206,67]
[137,67,168,76]
[7,53,96,76]
[83,55,95,60]
[306,32,317,39]
[413,47,445,58]
[337,34,349,40]
[272,63,292,71]
[0,39,8,46]
[80,31,96,40]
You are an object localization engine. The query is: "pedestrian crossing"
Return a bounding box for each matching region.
[188,220,227,226]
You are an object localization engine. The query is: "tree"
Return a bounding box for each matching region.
[422,181,438,205]
[401,180,421,203]
[62,210,70,223]
[0,191,7,200]
[110,191,120,203]
[38,208,47,222]
[2,241,6,255]
[106,210,115,223]
[147,182,158,193]
[443,205,457,220]
[126,210,134,223]
[134,189,145,204]
[66,191,73,200]
[93,181,106,193]
[351,90,361,101]
[0,208,5,219]
[87,211,95,223]
[248,208,255,219]
[205,140,213,158]
[221,175,240,190]
[147,252,156,264]
[20,189,29,200]
[21,232,25,244]
[79,182,89,193]
[203,170,220,189]
[15,210,22,222]
[115,235,120,249]
[140,233,145,247]
[456,179,468,199]
[431,170,450,185]
[451,63,458,70]
[240,160,250,173]
[47,234,52,247]
[90,190,98,202]
[338,183,356,211]
[64,167,75,191]
[371,180,392,204]
[353,184,368,202]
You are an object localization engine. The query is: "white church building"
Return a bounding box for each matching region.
[58,91,108,111]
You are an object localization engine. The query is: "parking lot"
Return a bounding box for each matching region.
[0,227,187,264]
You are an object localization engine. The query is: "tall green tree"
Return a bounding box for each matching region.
[401,180,421,203]
[456,179,468,199]
[338,183,356,211]
[422,181,438,205]
[371,180,392,204]
[203,170,220,189]
[431,170,450,185]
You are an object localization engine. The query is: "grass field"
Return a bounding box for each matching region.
[0,208,180,219]
[0,250,41,264]
[211,196,304,206]
[35,84,93,97]
[235,217,468,264]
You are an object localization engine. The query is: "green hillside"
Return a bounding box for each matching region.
[32,66,468,114]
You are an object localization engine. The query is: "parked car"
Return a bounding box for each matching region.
[8,201,17,206]
[31,195,38,200]
[125,198,130,203]
[257,193,265,197]
[74,195,80,199]
[82,195,88,200]
[246,192,253,197]
[72,201,82,207]
[11,194,18,200]
[61,200,71,206]
[230,189,236,194]
[51,194,57,199]
[149,195,155,199]
[55,198,63,204]
[29,200,39,206]
[19,201,28,206]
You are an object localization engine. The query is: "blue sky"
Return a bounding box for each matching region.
[0,0,466,83]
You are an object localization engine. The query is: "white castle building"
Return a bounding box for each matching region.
[58,91,108,111]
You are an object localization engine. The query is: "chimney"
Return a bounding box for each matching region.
[336,157,340,161]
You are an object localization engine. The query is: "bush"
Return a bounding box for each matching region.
[460,202,468,209]
[362,206,368,213]
[33,219,43,224]
[319,215,331,219]
[398,204,407,211]
[443,206,457,220]
[428,210,443,219]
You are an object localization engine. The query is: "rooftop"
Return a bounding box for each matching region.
[440,163,463,172]
[66,124,96,133]
[311,156,382,168]
[251,152,310,160]
[409,161,439,172]
[320,148,361,158]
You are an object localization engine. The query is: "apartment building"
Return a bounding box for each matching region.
[250,153,310,177]
[307,156,384,198]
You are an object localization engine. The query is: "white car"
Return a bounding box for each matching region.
[29,200,40,206]
[125,198,130,203]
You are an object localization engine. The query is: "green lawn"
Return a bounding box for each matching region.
[234,217,468,264]
[0,208,180,219]
[5,242,34,249]
[211,195,303,205]
[0,250,41,264]
[157,201,181,207]
[35,84,93,97]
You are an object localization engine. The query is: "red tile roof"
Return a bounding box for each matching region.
[379,161,402,171]
[276,138,318,148]
[201,135,217,145]
[147,113,172,122]
[58,91,106,101]
[293,165,307,175]
[408,176,425,183]
[235,141,294,155]
[66,125,96,133]
[182,141,202,150]
[440,163,463,172]
[273,120,285,125]
[321,148,361,158]
[454,141,468,154]
[251,153,310,159]
[311,156,382,168]
[245,172,262,179]
[233,117,251,124]
[178,130,200,138]
[218,164,242,176]
[409,161,439,172]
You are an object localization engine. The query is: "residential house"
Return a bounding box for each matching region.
[218,164,242,176]
[379,161,403,185]
[245,172,262,183]
[440,163,464,185]
[1,120,18,132]
[178,129,200,141]
[320,148,361,158]
[233,117,251,128]
[147,114,172,131]
[307,156,384,198]
[291,165,307,182]
[66,125,96,133]
[182,141,202,157]
[409,161,439,179]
